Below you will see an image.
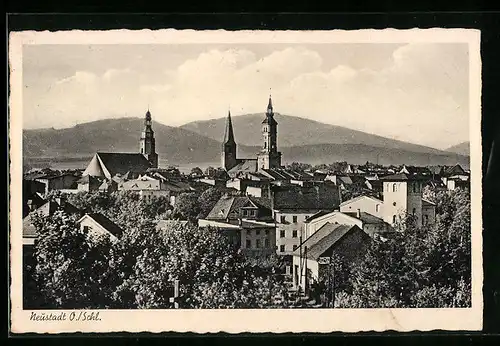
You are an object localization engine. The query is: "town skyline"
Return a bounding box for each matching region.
[23,43,470,150]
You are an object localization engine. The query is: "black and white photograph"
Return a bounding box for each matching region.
[9,28,482,333]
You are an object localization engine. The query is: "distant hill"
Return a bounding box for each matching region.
[181,113,453,155]
[446,141,470,156]
[23,117,469,168]
[23,118,224,164]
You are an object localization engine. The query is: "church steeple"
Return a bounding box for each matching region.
[258,93,282,170]
[223,110,235,144]
[140,108,158,168]
[221,109,238,171]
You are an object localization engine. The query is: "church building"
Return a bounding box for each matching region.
[221,95,282,176]
[83,109,159,179]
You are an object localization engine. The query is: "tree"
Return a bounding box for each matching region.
[172,192,201,222]
[340,187,471,308]
[197,187,224,219]
[286,162,312,172]
[31,210,115,309]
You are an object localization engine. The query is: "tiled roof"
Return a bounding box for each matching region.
[206,195,272,220]
[97,152,152,176]
[228,159,258,176]
[81,213,124,239]
[293,223,363,260]
[272,183,340,211]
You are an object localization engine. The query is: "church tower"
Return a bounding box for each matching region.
[221,110,238,171]
[257,94,282,170]
[382,174,424,227]
[139,108,158,168]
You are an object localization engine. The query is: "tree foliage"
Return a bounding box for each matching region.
[337,187,471,308]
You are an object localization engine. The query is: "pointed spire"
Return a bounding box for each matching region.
[267,89,273,113]
[223,109,235,144]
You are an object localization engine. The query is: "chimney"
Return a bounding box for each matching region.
[356,208,361,219]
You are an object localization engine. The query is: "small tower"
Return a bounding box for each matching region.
[139,108,158,168]
[257,94,282,170]
[221,110,238,171]
[382,173,423,227]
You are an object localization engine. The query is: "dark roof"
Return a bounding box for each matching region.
[380,173,429,181]
[344,211,384,224]
[206,195,272,220]
[97,152,152,176]
[293,223,362,260]
[272,183,340,211]
[222,111,235,144]
[83,213,124,239]
[227,159,258,176]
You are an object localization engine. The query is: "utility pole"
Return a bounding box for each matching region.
[168,279,180,309]
[304,246,308,297]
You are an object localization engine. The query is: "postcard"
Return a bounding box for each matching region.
[9,28,482,333]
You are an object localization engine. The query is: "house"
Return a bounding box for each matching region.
[445,174,470,191]
[77,213,124,242]
[271,182,341,253]
[292,223,370,291]
[23,197,82,247]
[339,195,384,219]
[199,195,276,258]
[77,175,103,192]
[303,209,390,239]
[83,152,153,180]
[34,173,80,194]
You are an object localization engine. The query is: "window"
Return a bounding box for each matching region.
[83,225,90,232]
[293,245,297,251]
[392,215,397,224]
[293,215,298,223]
[413,183,417,193]
[424,214,429,225]
[264,142,267,149]
[256,230,260,236]
[265,229,269,235]
[376,204,380,213]
[280,230,285,238]
[280,245,285,253]
[292,230,298,238]
[281,215,286,223]
[392,183,397,192]
[265,239,270,248]
[256,239,261,248]
[412,208,416,215]
[246,239,251,248]
[247,230,252,236]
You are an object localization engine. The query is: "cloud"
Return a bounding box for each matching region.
[23,44,469,149]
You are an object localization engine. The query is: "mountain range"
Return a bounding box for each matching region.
[445,141,470,156]
[23,115,470,168]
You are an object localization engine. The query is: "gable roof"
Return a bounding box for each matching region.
[96,152,152,177]
[293,223,362,260]
[206,195,272,220]
[227,159,258,176]
[79,213,124,239]
[304,210,334,224]
[339,195,383,207]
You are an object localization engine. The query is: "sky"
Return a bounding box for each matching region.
[22,43,470,149]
